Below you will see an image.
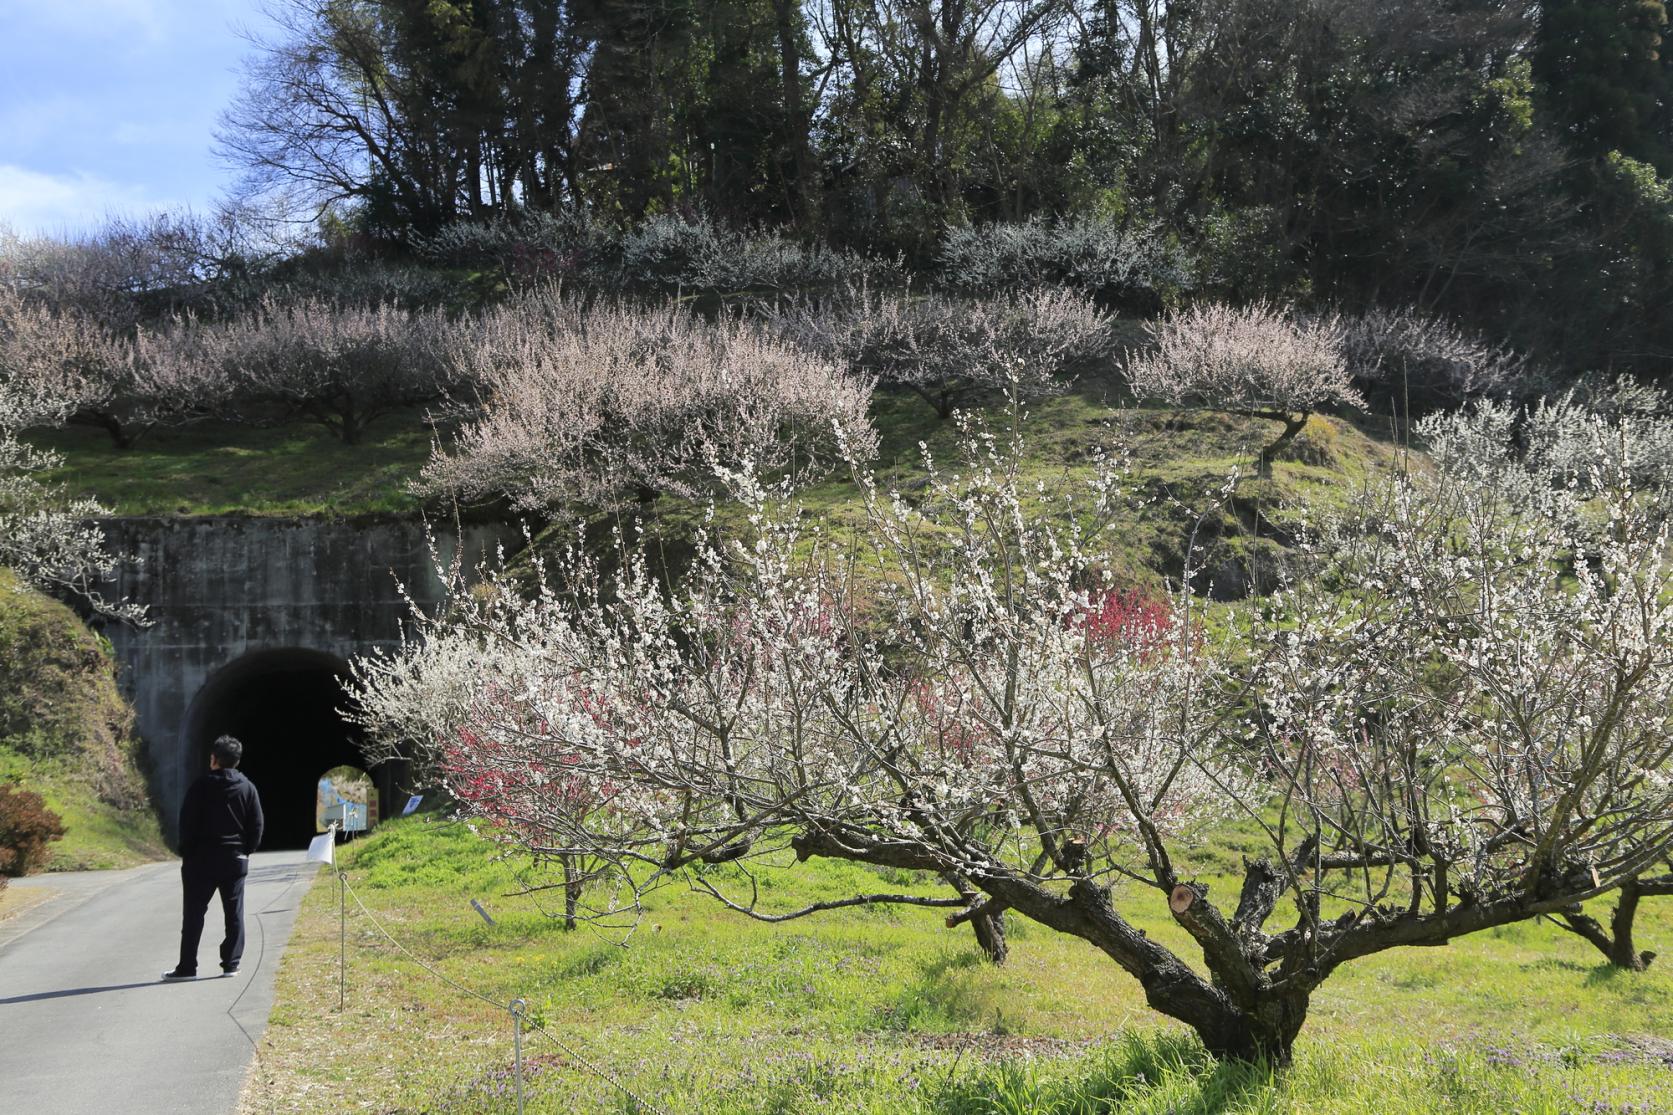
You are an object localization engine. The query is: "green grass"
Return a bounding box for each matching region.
[27,408,438,517]
[244,817,1673,1114]
[526,384,1400,603]
[26,383,1395,576]
[808,383,1394,554]
[0,570,166,870]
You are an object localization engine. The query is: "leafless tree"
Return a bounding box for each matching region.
[218,0,460,231]
[0,212,267,328]
[219,0,590,230]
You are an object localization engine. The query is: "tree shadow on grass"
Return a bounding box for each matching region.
[932,1031,1277,1115]
[1582,962,1644,989]
[872,948,991,1033]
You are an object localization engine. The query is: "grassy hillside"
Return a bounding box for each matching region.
[0,571,166,870]
[778,387,1392,592]
[25,383,1394,576]
[26,408,436,518]
[513,382,1399,600]
[243,817,1673,1114]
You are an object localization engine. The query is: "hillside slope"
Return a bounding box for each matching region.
[0,571,166,870]
[520,388,1402,606]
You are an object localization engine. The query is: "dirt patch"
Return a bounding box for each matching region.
[0,884,56,924]
[908,1032,1102,1061]
[1598,1034,1673,1067]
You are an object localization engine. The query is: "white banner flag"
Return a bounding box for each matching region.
[306,824,336,865]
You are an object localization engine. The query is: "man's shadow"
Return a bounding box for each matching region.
[0,978,217,1006]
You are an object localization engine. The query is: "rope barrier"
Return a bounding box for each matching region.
[230,857,310,1115]
[337,872,668,1115]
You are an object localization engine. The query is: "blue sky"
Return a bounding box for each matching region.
[0,0,271,235]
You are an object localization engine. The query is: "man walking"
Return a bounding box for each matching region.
[163,734,264,980]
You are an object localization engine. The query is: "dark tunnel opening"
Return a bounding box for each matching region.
[183,648,375,849]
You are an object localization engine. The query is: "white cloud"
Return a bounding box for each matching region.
[0,164,172,236]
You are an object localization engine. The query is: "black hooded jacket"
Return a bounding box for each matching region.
[178,768,264,860]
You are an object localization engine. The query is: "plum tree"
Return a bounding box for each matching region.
[1125,302,1361,474]
[776,285,1109,419]
[422,290,876,512]
[192,296,455,444]
[355,396,1673,1063]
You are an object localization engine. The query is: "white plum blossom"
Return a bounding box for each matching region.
[355,393,1673,1061]
[0,332,142,620]
[1124,301,1361,473]
[422,289,877,512]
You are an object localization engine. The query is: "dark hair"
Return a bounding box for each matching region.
[211,734,244,769]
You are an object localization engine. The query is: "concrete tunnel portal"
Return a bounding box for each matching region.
[182,647,384,849]
[88,516,519,847]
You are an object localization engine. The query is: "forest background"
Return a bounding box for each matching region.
[161,0,1673,386]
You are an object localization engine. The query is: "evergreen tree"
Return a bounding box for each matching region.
[1536,0,1671,170]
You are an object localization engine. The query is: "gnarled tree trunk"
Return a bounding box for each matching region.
[968,908,1008,965]
[1554,875,1671,971]
[943,875,1009,964]
[1256,410,1310,477]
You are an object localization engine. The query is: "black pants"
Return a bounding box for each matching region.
[178,852,248,974]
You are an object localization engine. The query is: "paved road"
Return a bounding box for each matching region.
[0,851,318,1115]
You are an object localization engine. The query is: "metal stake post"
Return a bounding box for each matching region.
[338,868,346,1012]
[509,998,527,1115]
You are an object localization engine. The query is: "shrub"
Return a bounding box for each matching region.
[416,212,895,298]
[1079,588,1174,652]
[0,784,66,877]
[1338,307,1532,414]
[616,214,732,288]
[776,285,1111,418]
[617,214,880,295]
[412,210,617,282]
[938,216,1194,310]
[274,260,471,311]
